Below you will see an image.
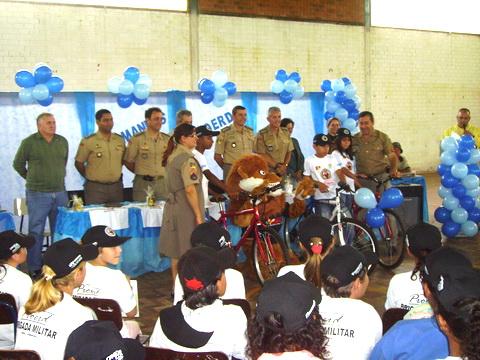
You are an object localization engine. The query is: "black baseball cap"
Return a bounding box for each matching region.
[405,223,442,258]
[81,226,130,248]
[256,272,322,332]
[64,320,145,360]
[337,128,352,139]
[313,133,329,146]
[178,247,227,293]
[196,125,220,137]
[298,215,333,255]
[191,223,236,268]
[321,246,377,287]
[0,231,35,260]
[44,238,98,278]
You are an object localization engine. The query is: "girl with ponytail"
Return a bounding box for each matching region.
[15,238,98,360]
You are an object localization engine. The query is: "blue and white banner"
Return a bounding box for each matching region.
[0,91,324,216]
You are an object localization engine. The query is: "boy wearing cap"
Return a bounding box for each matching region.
[248,272,328,359]
[369,246,472,360]
[320,246,381,360]
[392,142,411,174]
[303,133,338,218]
[150,247,248,359]
[385,223,442,312]
[74,225,140,338]
[173,222,245,305]
[0,231,34,349]
[15,238,98,360]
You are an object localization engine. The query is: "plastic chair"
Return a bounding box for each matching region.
[0,292,17,324]
[12,198,51,252]
[144,347,228,360]
[382,307,409,334]
[0,350,41,360]
[73,297,123,331]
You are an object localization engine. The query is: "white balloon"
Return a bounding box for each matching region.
[108,76,123,94]
[212,70,228,88]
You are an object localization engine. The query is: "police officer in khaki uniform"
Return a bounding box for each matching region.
[214,105,255,180]
[254,106,294,177]
[124,107,170,202]
[159,123,204,283]
[75,109,126,205]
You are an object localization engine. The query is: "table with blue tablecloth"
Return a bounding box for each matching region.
[0,212,15,232]
[392,175,429,222]
[53,203,170,277]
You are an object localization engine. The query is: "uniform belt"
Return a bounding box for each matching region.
[87,179,121,185]
[142,175,163,181]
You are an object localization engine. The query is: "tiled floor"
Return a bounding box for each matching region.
[135,173,480,334]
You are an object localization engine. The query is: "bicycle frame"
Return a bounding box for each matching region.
[316,189,353,246]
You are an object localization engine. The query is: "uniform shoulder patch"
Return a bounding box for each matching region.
[160,132,171,140]
[281,127,290,133]
[221,125,232,132]
[259,127,268,134]
[133,132,144,138]
[85,133,95,139]
[245,126,253,132]
[112,132,123,139]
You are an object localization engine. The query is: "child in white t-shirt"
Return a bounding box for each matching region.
[74,225,141,339]
[0,231,34,349]
[15,238,98,360]
[385,223,442,315]
[303,134,337,218]
[320,246,382,360]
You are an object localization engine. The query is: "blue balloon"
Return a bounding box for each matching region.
[212,96,226,108]
[279,90,293,104]
[343,118,357,132]
[15,70,35,88]
[462,174,480,190]
[18,87,34,104]
[214,88,228,102]
[441,137,458,152]
[459,135,475,150]
[324,90,335,101]
[438,185,453,198]
[343,99,356,112]
[441,151,456,166]
[275,69,288,82]
[324,112,335,120]
[199,78,215,95]
[434,207,451,223]
[468,149,480,164]
[321,80,332,92]
[34,66,52,84]
[378,188,404,209]
[200,92,214,104]
[37,94,53,107]
[271,80,284,94]
[468,207,480,222]
[442,221,461,238]
[451,162,468,179]
[349,109,360,120]
[332,79,345,92]
[288,72,301,83]
[223,81,237,96]
[132,96,147,105]
[124,66,140,84]
[118,80,134,95]
[451,207,468,224]
[335,108,349,122]
[326,101,340,113]
[443,195,460,210]
[366,208,386,228]
[452,184,466,198]
[32,84,50,101]
[466,187,480,198]
[133,83,150,100]
[441,173,457,188]
[284,79,298,94]
[461,221,478,237]
[456,148,471,162]
[344,83,357,98]
[354,188,377,209]
[342,77,351,85]
[460,196,475,211]
[117,94,133,108]
[293,86,304,99]
[437,164,451,176]
[45,76,64,93]
[334,91,347,104]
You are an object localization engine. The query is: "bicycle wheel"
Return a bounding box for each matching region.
[252,225,289,285]
[282,214,308,263]
[331,218,378,273]
[374,209,406,269]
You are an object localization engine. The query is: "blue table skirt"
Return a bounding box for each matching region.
[54,206,170,277]
[0,212,16,232]
[392,175,429,222]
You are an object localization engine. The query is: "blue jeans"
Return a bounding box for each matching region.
[313,200,335,219]
[26,190,68,272]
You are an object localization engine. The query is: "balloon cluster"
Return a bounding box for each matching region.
[108,67,152,108]
[354,187,404,228]
[320,77,361,132]
[15,64,64,106]
[198,70,237,107]
[270,70,304,104]
[434,135,480,237]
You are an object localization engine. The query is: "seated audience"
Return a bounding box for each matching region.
[150,247,248,359]
[369,246,473,360]
[15,238,98,360]
[385,223,441,312]
[174,222,245,304]
[277,215,334,288]
[0,231,34,349]
[248,271,328,359]
[392,142,412,174]
[73,225,141,338]
[433,266,480,360]
[320,246,381,359]
[64,320,145,360]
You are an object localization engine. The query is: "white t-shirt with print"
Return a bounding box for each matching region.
[331,150,356,190]
[303,154,337,200]
[15,293,96,360]
[385,271,427,311]
[319,295,382,360]
[173,268,245,305]
[0,264,33,349]
[150,299,248,359]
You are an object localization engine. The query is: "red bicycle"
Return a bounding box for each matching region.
[212,184,289,285]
